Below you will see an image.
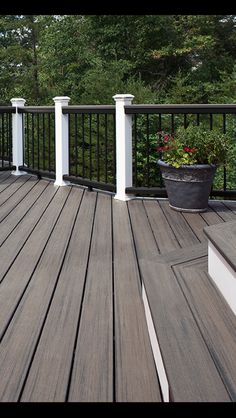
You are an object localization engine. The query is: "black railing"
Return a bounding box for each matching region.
[0,107,15,170]
[63,106,116,192]
[18,107,55,178]
[125,104,236,198]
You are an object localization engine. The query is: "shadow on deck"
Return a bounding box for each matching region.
[0,171,235,402]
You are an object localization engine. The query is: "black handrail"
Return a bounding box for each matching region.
[62,105,115,114]
[125,104,236,114]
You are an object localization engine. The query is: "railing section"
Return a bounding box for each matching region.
[62,106,116,192]
[0,107,15,170]
[18,107,55,178]
[125,104,236,198]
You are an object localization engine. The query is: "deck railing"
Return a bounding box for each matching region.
[125,104,236,198]
[1,97,236,200]
[0,106,15,170]
[63,105,116,192]
[18,106,55,178]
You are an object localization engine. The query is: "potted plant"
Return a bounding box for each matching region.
[157,123,230,212]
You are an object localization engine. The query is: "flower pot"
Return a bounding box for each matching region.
[157,159,217,212]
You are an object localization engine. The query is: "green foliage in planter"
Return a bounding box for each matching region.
[158,123,231,168]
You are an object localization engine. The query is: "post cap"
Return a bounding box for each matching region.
[113,94,134,102]
[10,98,26,106]
[53,96,71,104]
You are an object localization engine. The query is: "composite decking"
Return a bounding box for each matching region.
[0,171,235,402]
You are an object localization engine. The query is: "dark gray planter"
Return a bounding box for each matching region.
[158,159,217,212]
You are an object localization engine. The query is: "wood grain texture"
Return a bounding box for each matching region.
[0,175,30,207]
[0,172,19,193]
[20,190,96,402]
[158,201,199,247]
[209,201,236,222]
[0,176,38,224]
[139,258,230,402]
[173,262,236,400]
[0,170,235,402]
[182,212,208,242]
[68,193,113,402]
[0,179,48,247]
[200,205,224,226]
[113,200,161,402]
[0,186,79,401]
[0,181,58,286]
[143,200,180,253]
[128,199,160,261]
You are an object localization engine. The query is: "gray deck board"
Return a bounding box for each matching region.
[0,172,235,402]
[0,186,79,401]
[20,190,96,402]
[113,200,161,402]
[68,193,113,402]
[143,200,180,253]
[173,261,236,400]
[158,200,200,247]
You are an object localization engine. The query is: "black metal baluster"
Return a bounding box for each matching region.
[209,113,213,130]
[196,114,200,126]
[134,114,137,187]
[48,113,51,171]
[158,114,163,187]
[2,114,4,167]
[32,113,35,168]
[75,113,78,177]
[89,114,92,180]
[146,114,150,187]
[97,114,100,182]
[37,113,40,169]
[223,113,227,192]
[184,114,187,129]
[43,113,45,171]
[105,114,108,184]
[82,113,85,178]
[22,113,25,167]
[27,113,30,167]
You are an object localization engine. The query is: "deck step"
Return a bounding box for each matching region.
[204,221,236,315]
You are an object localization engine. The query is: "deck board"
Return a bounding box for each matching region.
[143,200,180,253]
[68,193,113,402]
[20,190,96,402]
[0,172,235,402]
[173,262,236,400]
[158,201,200,247]
[113,200,162,402]
[0,186,78,401]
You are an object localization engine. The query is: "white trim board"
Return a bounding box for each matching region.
[208,241,236,316]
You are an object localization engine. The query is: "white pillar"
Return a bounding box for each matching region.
[10,98,27,175]
[53,96,70,186]
[113,94,134,201]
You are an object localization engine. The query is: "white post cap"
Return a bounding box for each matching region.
[10,98,26,106]
[113,94,134,102]
[53,96,71,104]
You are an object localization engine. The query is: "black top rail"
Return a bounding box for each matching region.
[0,107,16,113]
[125,104,236,114]
[18,106,55,113]
[62,105,115,114]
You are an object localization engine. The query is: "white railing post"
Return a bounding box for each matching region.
[53,96,70,186]
[113,94,134,201]
[10,97,27,175]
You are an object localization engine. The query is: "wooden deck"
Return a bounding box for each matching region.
[0,171,235,402]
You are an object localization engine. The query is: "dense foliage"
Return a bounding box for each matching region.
[1,15,236,105]
[1,15,236,190]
